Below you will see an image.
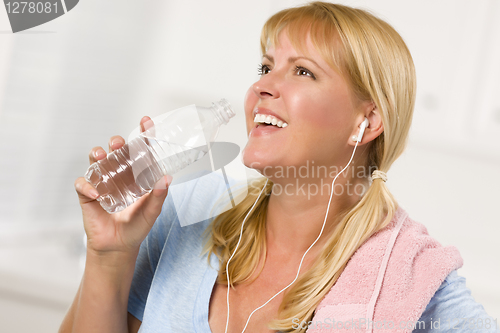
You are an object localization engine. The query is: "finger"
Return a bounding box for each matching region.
[74,177,100,204]
[140,175,172,224]
[108,135,125,153]
[140,116,154,133]
[140,116,155,146]
[89,146,107,165]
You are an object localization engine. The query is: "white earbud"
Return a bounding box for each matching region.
[352,117,369,143]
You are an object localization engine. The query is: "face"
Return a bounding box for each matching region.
[242,31,361,180]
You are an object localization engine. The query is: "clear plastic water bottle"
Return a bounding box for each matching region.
[84,99,235,213]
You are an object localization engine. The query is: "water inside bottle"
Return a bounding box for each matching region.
[85,139,165,213]
[85,135,211,213]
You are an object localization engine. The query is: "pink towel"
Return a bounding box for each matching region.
[306,208,463,333]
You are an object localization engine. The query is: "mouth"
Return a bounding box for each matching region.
[253,113,288,128]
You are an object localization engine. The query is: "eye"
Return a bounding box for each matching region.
[294,66,316,79]
[257,63,271,76]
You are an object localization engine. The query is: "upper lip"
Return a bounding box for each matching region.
[253,107,287,125]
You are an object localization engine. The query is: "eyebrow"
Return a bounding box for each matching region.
[262,54,326,74]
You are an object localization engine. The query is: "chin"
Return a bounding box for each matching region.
[242,146,262,171]
[242,145,275,173]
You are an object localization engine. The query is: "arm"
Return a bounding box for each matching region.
[59,117,169,333]
[59,250,140,333]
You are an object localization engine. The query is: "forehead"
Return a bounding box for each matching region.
[264,28,343,73]
[264,31,342,77]
[265,31,323,60]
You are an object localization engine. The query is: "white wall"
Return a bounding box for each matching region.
[0,0,498,331]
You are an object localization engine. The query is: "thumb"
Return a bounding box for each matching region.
[140,175,173,223]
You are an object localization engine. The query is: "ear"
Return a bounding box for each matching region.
[347,102,384,146]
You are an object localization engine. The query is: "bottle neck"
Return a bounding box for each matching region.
[210,99,235,125]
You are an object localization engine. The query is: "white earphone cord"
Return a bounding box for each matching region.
[224,141,360,333]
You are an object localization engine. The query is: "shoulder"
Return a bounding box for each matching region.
[391,209,463,272]
[128,173,232,328]
[149,171,241,248]
[374,208,464,274]
[330,208,463,325]
[379,208,464,309]
[342,208,463,285]
[129,172,235,300]
[165,171,242,227]
[315,208,462,306]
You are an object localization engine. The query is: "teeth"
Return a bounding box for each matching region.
[253,114,288,128]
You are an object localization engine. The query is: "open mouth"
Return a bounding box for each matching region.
[254,114,288,128]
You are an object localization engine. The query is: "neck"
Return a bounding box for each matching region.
[259,143,372,258]
[264,172,368,257]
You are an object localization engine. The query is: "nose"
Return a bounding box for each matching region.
[252,73,280,99]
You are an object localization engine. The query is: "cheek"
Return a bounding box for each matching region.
[292,88,353,142]
[288,88,337,128]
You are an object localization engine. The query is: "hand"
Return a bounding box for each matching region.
[74,116,171,255]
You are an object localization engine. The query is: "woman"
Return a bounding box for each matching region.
[61,2,498,333]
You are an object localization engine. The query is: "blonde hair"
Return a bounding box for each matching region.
[203,2,416,332]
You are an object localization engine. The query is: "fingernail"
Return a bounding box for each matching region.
[94,150,105,158]
[90,189,99,199]
[152,178,166,197]
[165,174,173,186]
[111,140,123,148]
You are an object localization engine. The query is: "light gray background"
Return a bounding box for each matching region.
[0,0,499,331]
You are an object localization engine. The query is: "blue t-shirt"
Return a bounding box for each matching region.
[127,174,499,332]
